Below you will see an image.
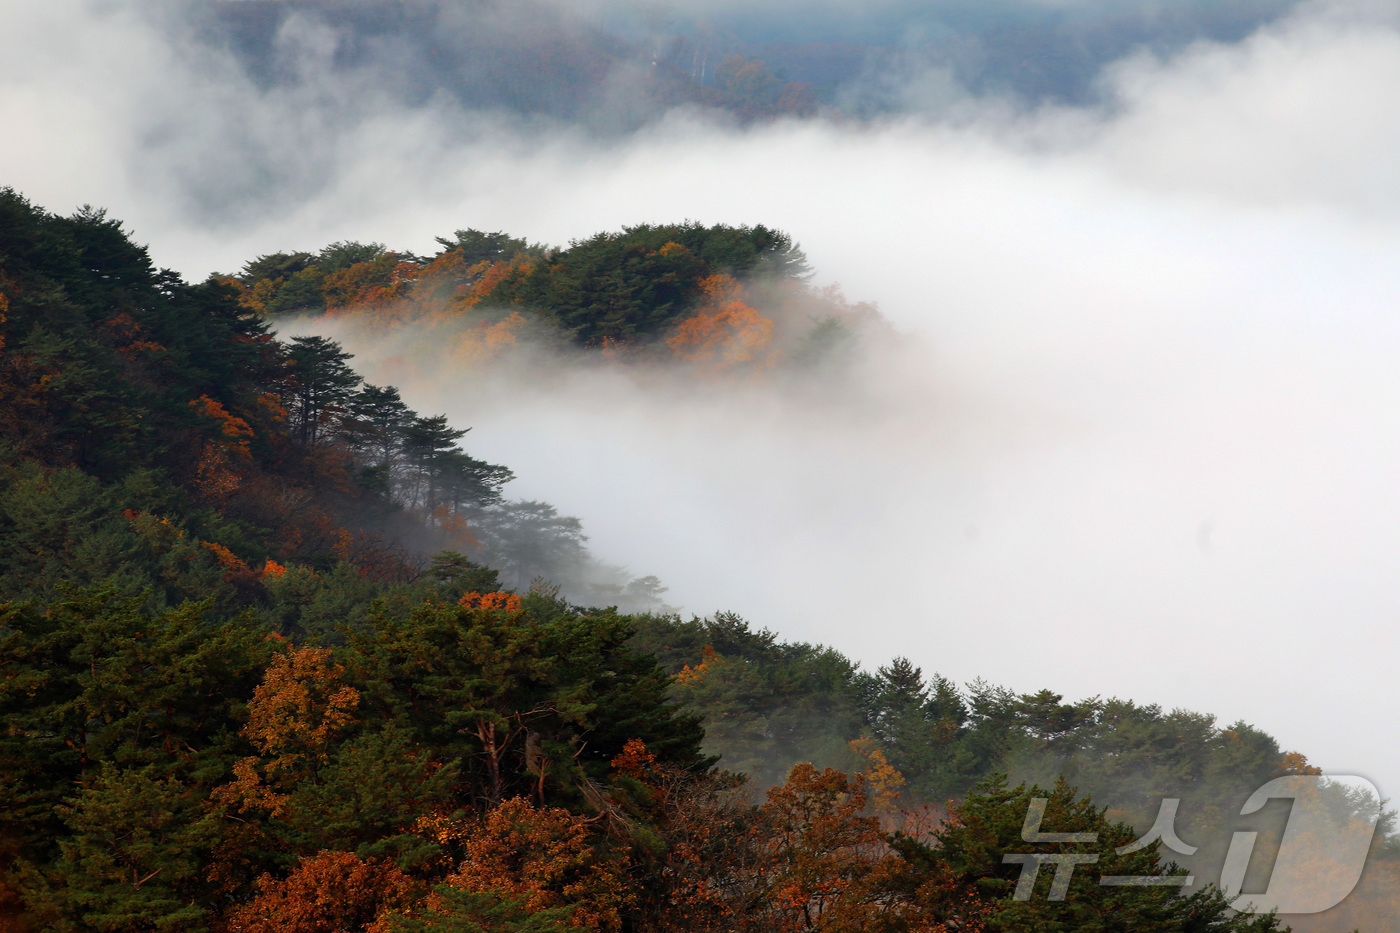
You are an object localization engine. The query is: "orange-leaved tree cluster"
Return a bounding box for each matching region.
[665,274,776,371]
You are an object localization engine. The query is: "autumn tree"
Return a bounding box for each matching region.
[422,797,633,930]
[222,850,415,933]
[665,274,775,369]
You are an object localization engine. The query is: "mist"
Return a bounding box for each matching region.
[5,0,1400,831]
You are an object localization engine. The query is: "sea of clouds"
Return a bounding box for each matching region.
[5,0,1400,819]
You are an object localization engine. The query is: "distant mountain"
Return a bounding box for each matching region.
[192,0,1302,127]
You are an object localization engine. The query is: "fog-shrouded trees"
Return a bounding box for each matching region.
[0,189,1347,931]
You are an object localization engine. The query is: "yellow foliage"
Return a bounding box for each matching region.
[244,647,361,761]
[449,311,529,366]
[215,647,363,820]
[848,738,907,813]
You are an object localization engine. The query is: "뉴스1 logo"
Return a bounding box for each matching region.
[1002,775,1382,913]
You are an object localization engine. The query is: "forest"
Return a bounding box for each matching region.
[0,187,1390,931]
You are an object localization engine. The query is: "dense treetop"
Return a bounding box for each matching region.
[234,220,832,354]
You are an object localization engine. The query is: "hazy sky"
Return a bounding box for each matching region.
[4,0,1400,802]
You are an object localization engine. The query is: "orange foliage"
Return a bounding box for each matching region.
[255,391,287,423]
[189,394,254,456]
[98,311,167,364]
[330,526,355,563]
[278,507,357,564]
[101,311,143,346]
[222,850,414,933]
[328,250,469,328]
[413,248,470,294]
[459,259,529,310]
[246,278,279,314]
[121,509,184,541]
[202,540,249,573]
[459,591,524,613]
[666,275,775,369]
[672,644,718,686]
[449,311,530,366]
[760,764,884,924]
[243,646,361,761]
[214,275,266,315]
[429,797,634,931]
[261,559,286,579]
[332,530,417,583]
[610,738,659,785]
[1281,751,1324,775]
[217,647,362,819]
[430,506,482,552]
[627,769,763,928]
[597,336,633,363]
[323,256,418,313]
[697,272,744,304]
[1299,858,1400,933]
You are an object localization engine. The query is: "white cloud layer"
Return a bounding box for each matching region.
[4,0,1400,805]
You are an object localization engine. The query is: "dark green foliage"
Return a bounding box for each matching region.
[342,383,412,467]
[426,551,503,599]
[471,501,588,592]
[0,588,272,931]
[0,462,248,608]
[398,415,481,513]
[478,222,810,344]
[265,265,327,313]
[346,599,709,809]
[629,612,865,785]
[0,189,281,480]
[318,240,388,274]
[433,229,537,266]
[0,589,269,848]
[257,560,393,640]
[789,315,857,368]
[250,724,461,866]
[48,766,221,933]
[889,775,1289,932]
[245,221,810,348]
[239,251,314,285]
[285,334,363,446]
[631,612,1313,840]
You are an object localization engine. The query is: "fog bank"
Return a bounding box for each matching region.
[4,0,1400,810]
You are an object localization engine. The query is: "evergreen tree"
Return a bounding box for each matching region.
[285,336,362,446]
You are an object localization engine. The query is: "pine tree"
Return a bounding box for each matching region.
[285,336,362,446]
